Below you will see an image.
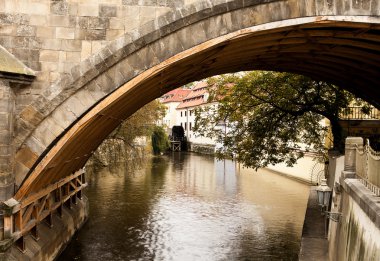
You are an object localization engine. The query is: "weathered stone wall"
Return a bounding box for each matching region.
[188,142,215,155]
[328,138,380,261]
[0,79,15,201]
[329,180,380,261]
[0,0,182,114]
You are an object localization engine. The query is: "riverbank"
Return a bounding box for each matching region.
[266,155,325,185]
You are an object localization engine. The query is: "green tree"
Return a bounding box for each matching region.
[194,71,361,169]
[109,100,166,145]
[89,100,166,166]
[151,126,169,154]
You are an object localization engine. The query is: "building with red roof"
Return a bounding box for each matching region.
[175,82,217,148]
[159,81,219,152]
[159,88,191,131]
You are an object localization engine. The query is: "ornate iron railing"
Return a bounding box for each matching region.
[341,106,380,120]
[2,170,87,252]
[355,141,380,196]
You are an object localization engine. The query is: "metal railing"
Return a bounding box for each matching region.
[2,170,87,252]
[355,140,380,196]
[341,106,380,120]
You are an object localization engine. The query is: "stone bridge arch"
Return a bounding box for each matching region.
[14,0,380,200]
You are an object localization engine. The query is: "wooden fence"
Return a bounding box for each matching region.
[2,170,87,252]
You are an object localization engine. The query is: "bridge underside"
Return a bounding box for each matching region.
[15,18,380,200]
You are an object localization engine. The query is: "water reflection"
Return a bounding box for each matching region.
[59,153,309,260]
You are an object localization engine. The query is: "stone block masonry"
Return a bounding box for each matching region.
[0,0,182,119]
[0,80,14,202]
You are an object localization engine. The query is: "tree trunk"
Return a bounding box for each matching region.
[329,117,344,152]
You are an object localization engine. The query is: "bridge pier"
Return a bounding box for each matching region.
[0,79,15,203]
[0,46,35,244]
[0,79,16,243]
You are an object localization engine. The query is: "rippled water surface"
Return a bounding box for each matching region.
[58,153,309,260]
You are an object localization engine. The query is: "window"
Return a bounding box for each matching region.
[181,122,183,127]
[189,122,192,131]
[181,111,182,117]
[190,110,192,116]
[185,122,187,130]
[185,111,187,116]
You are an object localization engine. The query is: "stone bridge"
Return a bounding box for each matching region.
[0,0,379,259]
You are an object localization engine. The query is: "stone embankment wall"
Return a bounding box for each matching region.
[328,141,380,261]
[330,181,380,261]
[188,142,215,155]
[267,155,325,185]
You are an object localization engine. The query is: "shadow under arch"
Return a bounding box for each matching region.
[14,1,380,200]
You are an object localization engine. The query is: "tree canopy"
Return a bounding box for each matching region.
[89,100,166,166]
[109,100,166,146]
[194,71,363,169]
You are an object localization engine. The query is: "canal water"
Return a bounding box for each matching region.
[58,152,309,261]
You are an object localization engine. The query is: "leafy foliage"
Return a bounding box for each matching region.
[151,126,169,154]
[109,100,166,144]
[194,71,359,169]
[89,100,166,166]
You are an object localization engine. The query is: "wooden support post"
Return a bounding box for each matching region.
[14,210,23,233]
[57,205,63,218]
[57,187,63,217]
[2,198,20,239]
[3,215,13,239]
[72,179,78,204]
[31,225,39,241]
[54,189,59,202]
[72,194,77,205]
[15,236,25,253]
[64,198,71,209]
[77,189,82,200]
[82,173,86,185]
[44,213,53,228]
[66,183,70,194]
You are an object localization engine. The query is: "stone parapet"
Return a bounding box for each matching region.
[329,178,380,260]
[188,142,215,155]
[341,178,380,230]
[344,137,363,172]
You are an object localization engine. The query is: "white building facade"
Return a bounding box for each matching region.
[159,88,191,134]
[176,82,216,148]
